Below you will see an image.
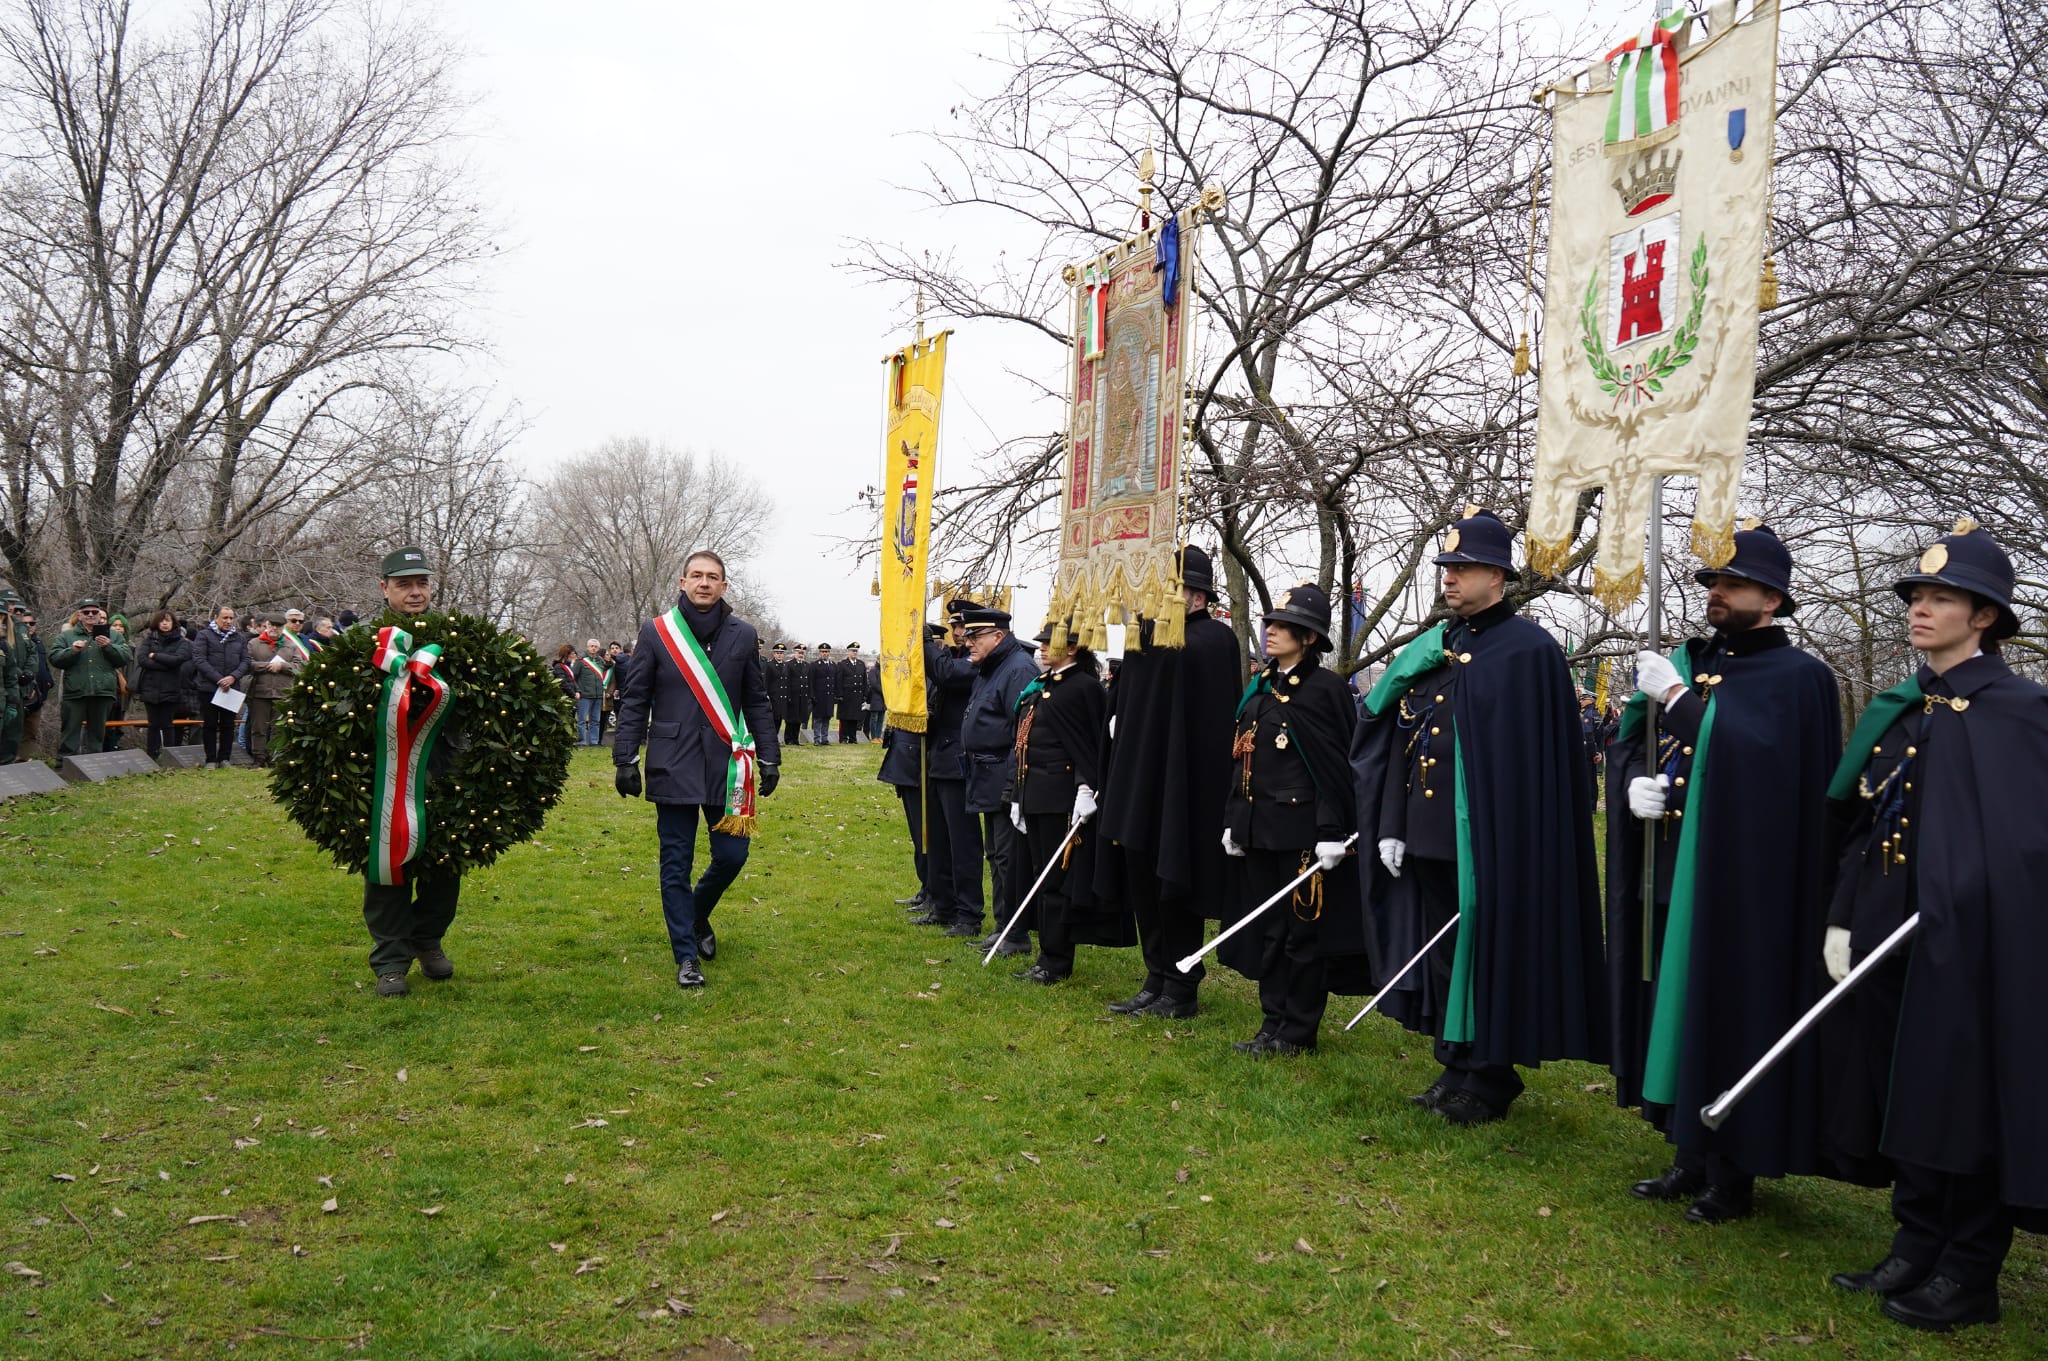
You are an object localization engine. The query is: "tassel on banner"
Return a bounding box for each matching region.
[1526,534,1575,580]
[1511,332,1531,377]
[1691,517,1736,570]
[1758,256,1780,310]
[1593,563,1645,612]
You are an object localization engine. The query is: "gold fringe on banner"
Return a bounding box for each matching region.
[1690,517,1736,569]
[885,714,929,735]
[1526,534,1575,579]
[1593,563,1645,612]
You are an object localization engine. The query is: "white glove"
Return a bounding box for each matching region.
[1073,785,1098,823]
[1107,715,1117,740]
[1221,827,1245,858]
[1314,840,1348,872]
[1824,926,1852,984]
[1628,774,1670,819]
[1378,838,1405,877]
[1009,802,1027,833]
[1636,650,1685,706]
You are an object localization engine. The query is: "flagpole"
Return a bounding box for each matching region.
[1641,476,1663,982]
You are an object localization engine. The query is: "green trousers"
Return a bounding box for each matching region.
[59,695,114,756]
[361,867,463,976]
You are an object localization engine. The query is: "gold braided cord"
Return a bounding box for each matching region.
[1514,149,1543,376]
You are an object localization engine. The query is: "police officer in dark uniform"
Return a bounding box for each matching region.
[782,644,811,746]
[1096,545,1241,1018]
[1009,626,1115,984]
[836,643,867,742]
[878,625,952,919]
[1219,583,1357,1056]
[1350,509,1607,1123]
[955,602,1039,953]
[810,643,840,744]
[1606,524,1842,1224]
[766,642,791,737]
[1822,521,2048,1333]
[925,614,987,937]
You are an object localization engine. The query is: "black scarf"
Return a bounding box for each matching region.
[677,594,730,644]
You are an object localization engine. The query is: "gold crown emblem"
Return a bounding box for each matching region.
[1612,147,1682,217]
[1919,544,1949,574]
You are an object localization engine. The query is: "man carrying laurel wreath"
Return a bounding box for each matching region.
[362,547,460,997]
[613,550,781,990]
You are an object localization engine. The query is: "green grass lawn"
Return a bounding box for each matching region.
[1,745,2040,1359]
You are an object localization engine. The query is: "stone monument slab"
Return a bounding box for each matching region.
[60,749,162,784]
[157,746,207,770]
[0,762,67,800]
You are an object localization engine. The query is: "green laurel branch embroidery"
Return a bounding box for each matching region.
[1579,232,1709,397]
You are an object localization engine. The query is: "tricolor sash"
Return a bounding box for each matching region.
[367,626,454,886]
[281,629,315,662]
[649,607,759,837]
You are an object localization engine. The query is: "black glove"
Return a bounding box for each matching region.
[615,763,642,799]
[758,762,780,798]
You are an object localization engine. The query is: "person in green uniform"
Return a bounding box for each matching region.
[50,599,133,756]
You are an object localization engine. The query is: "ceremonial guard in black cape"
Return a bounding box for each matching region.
[1605,524,1841,1224]
[877,625,953,920]
[954,602,1040,955]
[613,551,780,988]
[1218,583,1361,1056]
[1094,545,1241,1019]
[1008,626,1128,984]
[924,616,988,938]
[809,643,840,745]
[1819,522,2048,1333]
[836,643,867,743]
[1349,509,1606,1123]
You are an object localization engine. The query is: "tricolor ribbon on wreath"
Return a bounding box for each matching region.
[649,605,760,838]
[367,626,454,886]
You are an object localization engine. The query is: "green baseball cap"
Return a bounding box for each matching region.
[380,546,431,579]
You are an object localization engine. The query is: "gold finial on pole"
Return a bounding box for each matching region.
[1138,146,1156,227]
[915,252,928,343]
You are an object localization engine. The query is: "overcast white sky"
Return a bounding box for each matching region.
[437,0,1654,642]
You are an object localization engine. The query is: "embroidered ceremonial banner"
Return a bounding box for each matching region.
[879,331,949,733]
[1528,0,1779,608]
[1051,206,1199,651]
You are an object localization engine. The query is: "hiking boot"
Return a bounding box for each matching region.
[375,973,410,997]
[415,945,454,980]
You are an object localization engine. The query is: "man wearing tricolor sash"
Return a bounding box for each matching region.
[613,550,780,990]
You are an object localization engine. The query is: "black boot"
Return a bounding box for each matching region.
[1631,1163,1706,1202]
[1881,1276,2001,1332]
[1107,988,1160,1015]
[1831,1256,1931,1297]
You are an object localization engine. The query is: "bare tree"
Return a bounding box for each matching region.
[0,0,485,608]
[528,436,774,644]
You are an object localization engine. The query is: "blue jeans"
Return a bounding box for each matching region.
[655,802,749,965]
[811,717,832,744]
[575,696,601,745]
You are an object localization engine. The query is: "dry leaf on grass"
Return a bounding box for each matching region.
[1294,1238,1315,1255]
[395,1068,407,1083]
[709,1210,729,1223]
[548,1242,567,1253]
[419,1206,443,1217]
[321,1199,338,1214]
[934,1217,957,1229]
[573,1258,604,1275]
[185,1214,238,1226]
[2,1263,40,1278]
[92,1001,133,1016]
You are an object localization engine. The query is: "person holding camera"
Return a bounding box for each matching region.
[50,598,133,756]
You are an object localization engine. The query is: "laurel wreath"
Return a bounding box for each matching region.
[269,612,574,878]
[1579,232,1709,395]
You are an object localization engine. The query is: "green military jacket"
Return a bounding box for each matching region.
[50,625,133,699]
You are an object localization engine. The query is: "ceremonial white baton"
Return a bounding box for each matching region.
[1343,911,1460,1031]
[1174,833,1360,974]
[1698,912,1920,1131]
[981,818,1084,966]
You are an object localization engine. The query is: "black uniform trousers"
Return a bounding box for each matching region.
[984,813,1021,941]
[1117,858,1205,1002]
[1890,1162,2017,1291]
[1024,812,1071,975]
[895,782,949,902]
[362,866,462,977]
[1244,848,1328,1048]
[1411,857,1525,1111]
[930,777,983,928]
[782,713,805,746]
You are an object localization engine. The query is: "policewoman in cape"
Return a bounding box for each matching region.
[1347,508,1607,1125]
[1819,521,2048,1333]
[1007,624,1126,986]
[613,550,780,989]
[1217,582,1362,1057]
[1605,524,1841,1225]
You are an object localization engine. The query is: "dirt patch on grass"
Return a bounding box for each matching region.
[672,1340,752,1361]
